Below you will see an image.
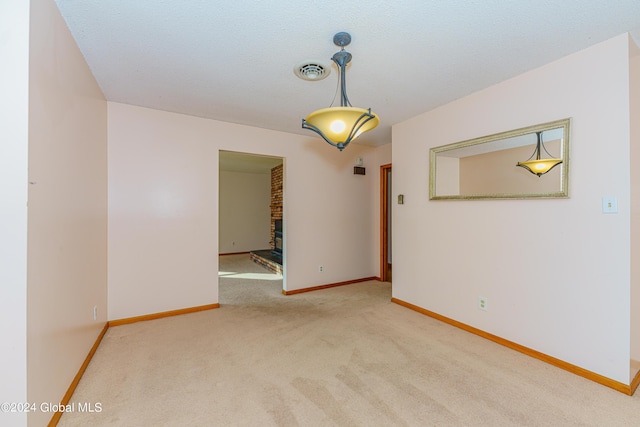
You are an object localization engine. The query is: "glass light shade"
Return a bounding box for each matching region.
[304,106,379,144]
[517,158,562,176]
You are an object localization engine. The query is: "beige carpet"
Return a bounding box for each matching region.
[59,254,640,426]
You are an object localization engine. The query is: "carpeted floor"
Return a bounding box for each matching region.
[58,254,640,426]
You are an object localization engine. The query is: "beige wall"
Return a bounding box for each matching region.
[0,1,29,425]
[630,37,640,363]
[107,102,379,319]
[26,1,108,426]
[368,143,393,272]
[435,156,460,195]
[393,34,632,384]
[219,170,271,253]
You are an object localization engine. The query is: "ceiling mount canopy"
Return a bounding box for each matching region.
[301,32,379,151]
[516,131,563,176]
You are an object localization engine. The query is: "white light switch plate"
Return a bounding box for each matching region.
[602,197,618,214]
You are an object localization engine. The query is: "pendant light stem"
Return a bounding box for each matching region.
[332,50,352,107]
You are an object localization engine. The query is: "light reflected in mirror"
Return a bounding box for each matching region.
[429,118,570,200]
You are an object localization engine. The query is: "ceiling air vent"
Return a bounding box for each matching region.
[294,61,330,81]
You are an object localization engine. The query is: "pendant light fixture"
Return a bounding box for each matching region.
[301,32,379,151]
[516,131,563,177]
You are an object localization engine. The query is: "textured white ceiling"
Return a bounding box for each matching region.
[54,0,640,148]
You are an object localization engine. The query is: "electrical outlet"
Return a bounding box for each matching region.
[93,305,98,321]
[478,297,488,311]
[319,265,324,272]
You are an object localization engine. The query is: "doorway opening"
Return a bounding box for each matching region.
[218,150,285,301]
[380,164,392,282]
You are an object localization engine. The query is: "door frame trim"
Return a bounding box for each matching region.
[380,163,392,281]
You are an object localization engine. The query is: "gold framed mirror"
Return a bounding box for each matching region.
[429,118,570,200]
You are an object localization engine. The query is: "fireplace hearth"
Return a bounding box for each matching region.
[250,250,282,275]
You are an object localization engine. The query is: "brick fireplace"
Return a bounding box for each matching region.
[270,164,283,252]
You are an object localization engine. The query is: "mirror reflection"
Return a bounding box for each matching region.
[429,118,570,200]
